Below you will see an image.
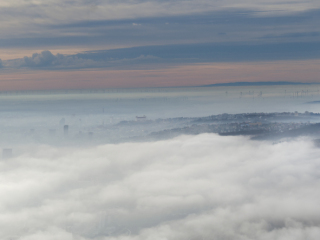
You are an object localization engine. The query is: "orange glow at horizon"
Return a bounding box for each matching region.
[0,59,319,91]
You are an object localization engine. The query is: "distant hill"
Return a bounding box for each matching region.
[200,81,316,87]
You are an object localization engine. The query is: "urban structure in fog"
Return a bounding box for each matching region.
[64,125,69,135]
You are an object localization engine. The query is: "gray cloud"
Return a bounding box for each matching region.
[263,31,320,40]
[52,8,320,29]
[77,42,320,62]
[3,50,163,70]
[4,50,102,70]
[1,134,320,239]
[0,8,319,51]
[0,6,318,70]
[2,40,320,70]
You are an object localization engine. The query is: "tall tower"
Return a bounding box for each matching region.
[64,125,69,135]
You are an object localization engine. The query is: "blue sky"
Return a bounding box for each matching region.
[0,0,319,89]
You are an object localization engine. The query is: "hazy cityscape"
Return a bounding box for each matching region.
[1,0,320,239]
[1,88,320,239]
[3,111,320,150]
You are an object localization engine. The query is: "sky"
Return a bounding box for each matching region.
[0,0,319,90]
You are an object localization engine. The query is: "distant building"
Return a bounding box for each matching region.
[64,125,69,135]
[136,115,147,121]
[2,149,12,159]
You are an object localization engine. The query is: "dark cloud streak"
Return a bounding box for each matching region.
[0,8,319,50]
[50,9,318,29]
[2,41,320,70]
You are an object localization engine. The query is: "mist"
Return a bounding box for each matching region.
[0,134,319,239]
[1,85,320,148]
[0,87,319,239]
[1,0,319,238]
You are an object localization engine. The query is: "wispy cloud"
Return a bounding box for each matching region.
[0,0,318,87]
[0,3,319,51]
[2,41,320,70]
[2,50,162,70]
[4,50,101,70]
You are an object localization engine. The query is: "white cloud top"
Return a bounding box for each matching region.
[1,134,320,239]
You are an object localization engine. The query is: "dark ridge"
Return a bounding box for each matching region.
[200,81,316,87]
[306,101,320,104]
[252,123,320,140]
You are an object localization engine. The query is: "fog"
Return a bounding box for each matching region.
[0,134,319,239]
[1,85,320,147]
[0,87,319,239]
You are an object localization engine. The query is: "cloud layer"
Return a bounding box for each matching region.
[3,40,320,70]
[0,1,319,53]
[4,50,100,69]
[1,134,320,239]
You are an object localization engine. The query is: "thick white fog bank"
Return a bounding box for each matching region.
[1,134,320,240]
